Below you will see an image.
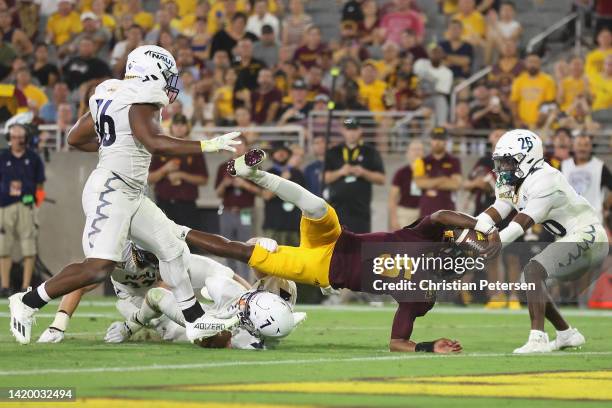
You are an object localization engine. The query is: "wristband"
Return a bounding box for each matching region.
[415,341,435,352]
[499,221,524,244]
[474,218,496,235]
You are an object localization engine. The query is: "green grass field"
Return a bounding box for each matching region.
[1,297,611,408]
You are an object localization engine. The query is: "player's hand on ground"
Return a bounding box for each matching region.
[201,132,242,153]
[433,338,462,353]
[104,321,132,343]
[37,327,64,343]
[482,229,501,259]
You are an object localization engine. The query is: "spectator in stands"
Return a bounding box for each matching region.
[145,9,179,45]
[213,68,237,125]
[39,82,70,124]
[234,38,266,92]
[247,68,282,124]
[0,124,45,297]
[125,0,155,32]
[379,0,425,45]
[484,0,522,63]
[388,139,424,230]
[557,57,589,113]
[148,114,208,229]
[68,12,112,60]
[15,68,47,110]
[562,133,612,221]
[91,0,116,31]
[30,44,59,89]
[487,39,524,94]
[595,0,612,36]
[414,46,453,125]
[62,37,112,91]
[189,16,211,60]
[247,0,280,41]
[510,53,556,128]
[282,0,313,49]
[304,134,326,196]
[439,19,474,79]
[207,0,240,36]
[546,127,572,170]
[233,106,258,144]
[391,71,422,111]
[470,90,512,129]
[590,54,612,117]
[253,25,279,68]
[278,79,313,125]
[46,0,82,48]
[399,28,428,61]
[305,65,330,101]
[0,36,16,79]
[453,0,486,46]
[294,26,327,73]
[413,127,462,216]
[446,101,472,131]
[357,61,387,113]
[358,0,380,46]
[215,136,261,280]
[585,28,612,81]
[14,0,39,42]
[262,144,307,246]
[464,128,502,215]
[210,12,250,59]
[111,25,144,77]
[562,95,601,133]
[176,47,200,80]
[0,10,32,57]
[324,117,385,233]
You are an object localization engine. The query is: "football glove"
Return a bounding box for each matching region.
[104,321,133,343]
[200,131,242,153]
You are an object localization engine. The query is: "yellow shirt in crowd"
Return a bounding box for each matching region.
[559,76,588,112]
[510,71,556,126]
[22,85,48,109]
[207,0,278,34]
[590,73,612,110]
[214,86,235,120]
[452,11,486,42]
[162,0,197,17]
[134,11,155,32]
[357,78,387,112]
[46,11,82,46]
[585,48,612,81]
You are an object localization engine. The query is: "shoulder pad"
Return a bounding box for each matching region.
[119,79,169,107]
[522,164,560,199]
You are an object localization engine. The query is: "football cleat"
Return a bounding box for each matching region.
[227,148,266,177]
[513,330,553,354]
[185,314,240,343]
[37,327,64,343]
[9,291,37,345]
[549,327,585,350]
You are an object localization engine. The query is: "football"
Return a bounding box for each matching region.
[453,228,488,256]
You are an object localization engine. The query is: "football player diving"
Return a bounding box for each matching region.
[176,148,502,354]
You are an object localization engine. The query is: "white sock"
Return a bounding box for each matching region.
[37,283,52,302]
[249,170,328,219]
[158,249,201,318]
[50,311,70,332]
[116,298,140,320]
[145,287,185,327]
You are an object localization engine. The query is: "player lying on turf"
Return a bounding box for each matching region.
[474,129,609,354]
[104,272,306,349]
[175,149,502,353]
[38,238,303,349]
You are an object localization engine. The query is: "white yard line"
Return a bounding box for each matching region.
[0,312,117,318]
[0,351,611,377]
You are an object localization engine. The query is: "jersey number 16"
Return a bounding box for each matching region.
[94,99,117,147]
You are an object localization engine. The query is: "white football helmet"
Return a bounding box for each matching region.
[493,129,543,185]
[124,45,179,104]
[238,291,297,338]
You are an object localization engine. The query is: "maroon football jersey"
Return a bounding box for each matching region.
[328,215,446,290]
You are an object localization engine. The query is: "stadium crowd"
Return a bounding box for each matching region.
[0,0,610,304]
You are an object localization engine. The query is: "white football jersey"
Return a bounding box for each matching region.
[493,162,601,239]
[89,78,168,187]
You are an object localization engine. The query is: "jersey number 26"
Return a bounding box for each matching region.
[94,99,117,147]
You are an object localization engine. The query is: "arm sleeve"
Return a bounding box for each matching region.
[391,303,416,339]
